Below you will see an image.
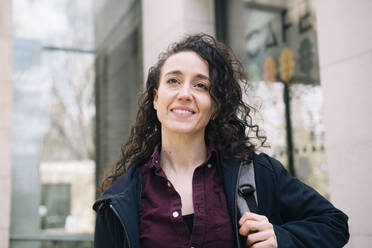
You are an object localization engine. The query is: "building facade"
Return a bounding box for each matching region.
[1,0,371,247]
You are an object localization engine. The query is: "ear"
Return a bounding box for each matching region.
[153,88,158,110]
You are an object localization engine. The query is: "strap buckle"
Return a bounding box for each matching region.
[238,184,255,196]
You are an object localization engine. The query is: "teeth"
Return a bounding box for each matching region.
[173,109,193,114]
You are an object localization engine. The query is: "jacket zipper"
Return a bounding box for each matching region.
[110,203,131,248]
[235,163,242,248]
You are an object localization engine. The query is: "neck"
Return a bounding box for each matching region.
[160,129,208,173]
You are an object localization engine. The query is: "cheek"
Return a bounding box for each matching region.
[202,100,215,121]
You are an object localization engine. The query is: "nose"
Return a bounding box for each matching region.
[177,82,192,101]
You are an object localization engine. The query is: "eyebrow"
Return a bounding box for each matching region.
[164,70,210,81]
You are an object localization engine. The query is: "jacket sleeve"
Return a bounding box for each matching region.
[94,204,126,248]
[269,157,349,248]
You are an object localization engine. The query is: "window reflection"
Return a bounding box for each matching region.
[11,0,95,247]
[244,81,287,165]
[290,84,328,196]
[226,0,328,196]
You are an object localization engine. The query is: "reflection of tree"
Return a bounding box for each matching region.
[41,52,95,161]
[64,0,94,51]
[39,0,95,162]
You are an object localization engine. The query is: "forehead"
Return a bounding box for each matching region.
[161,51,209,77]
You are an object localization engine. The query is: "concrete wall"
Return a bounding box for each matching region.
[316,0,372,246]
[0,0,12,247]
[142,0,215,77]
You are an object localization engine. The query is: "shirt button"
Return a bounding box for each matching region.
[172,211,179,218]
[167,181,172,188]
[207,163,212,168]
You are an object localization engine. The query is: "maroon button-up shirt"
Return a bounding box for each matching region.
[139,144,235,248]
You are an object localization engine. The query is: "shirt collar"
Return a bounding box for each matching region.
[144,143,161,171]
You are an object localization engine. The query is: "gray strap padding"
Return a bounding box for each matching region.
[237,161,257,216]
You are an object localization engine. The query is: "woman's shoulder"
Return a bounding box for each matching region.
[253,153,286,173]
[93,160,145,207]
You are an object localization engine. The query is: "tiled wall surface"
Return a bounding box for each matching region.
[316,0,372,246]
[0,0,12,247]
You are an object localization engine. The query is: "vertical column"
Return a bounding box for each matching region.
[316,0,372,246]
[94,0,143,187]
[142,0,215,78]
[0,0,12,247]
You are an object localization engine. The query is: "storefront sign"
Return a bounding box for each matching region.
[243,2,319,84]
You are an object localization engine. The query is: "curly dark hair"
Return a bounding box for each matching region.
[100,33,267,192]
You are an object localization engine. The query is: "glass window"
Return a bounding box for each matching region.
[11,0,95,247]
[225,0,328,196]
[290,84,328,196]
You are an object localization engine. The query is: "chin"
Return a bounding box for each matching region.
[163,124,205,136]
[169,128,200,135]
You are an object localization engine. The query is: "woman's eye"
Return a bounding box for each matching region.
[167,78,179,84]
[196,82,209,90]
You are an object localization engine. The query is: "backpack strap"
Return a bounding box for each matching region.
[237,161,258,215]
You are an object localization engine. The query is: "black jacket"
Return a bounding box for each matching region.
[93,153,349,248]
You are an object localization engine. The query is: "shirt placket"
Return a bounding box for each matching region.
[190,165,206,247]
[153,160,190,244]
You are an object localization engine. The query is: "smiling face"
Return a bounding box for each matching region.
[153,51,214,138]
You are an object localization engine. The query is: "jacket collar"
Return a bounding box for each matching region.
[93,159,145,212]
[93,161,144,248]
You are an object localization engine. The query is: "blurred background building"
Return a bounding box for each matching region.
[1,0,371,247]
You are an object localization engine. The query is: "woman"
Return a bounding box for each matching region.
[93,34,349,248]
